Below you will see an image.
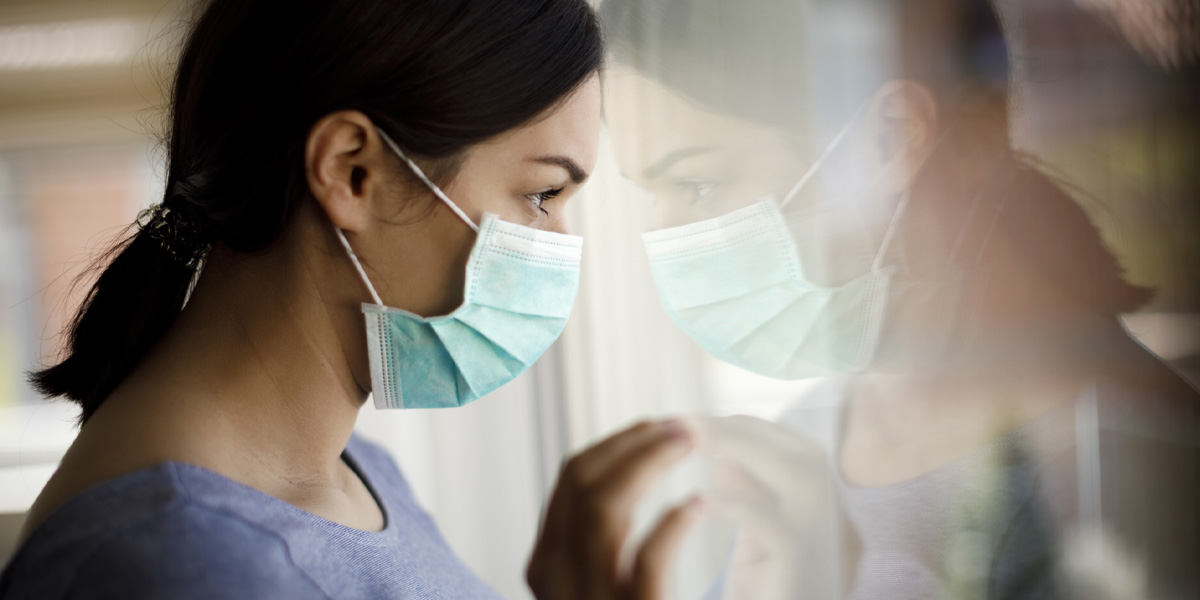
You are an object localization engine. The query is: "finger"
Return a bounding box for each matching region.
[696,415,827,499]
[707,492,793,556]
[628,496,707,599]
[579,427,695,585]
[714,496,808,600]
[712,459,779,515]
[533,420,693,598]
[588,424,694,507]
[536,420,689,562]
[573,419,690,486]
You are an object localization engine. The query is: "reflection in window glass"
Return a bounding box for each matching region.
[583,0,1200,597]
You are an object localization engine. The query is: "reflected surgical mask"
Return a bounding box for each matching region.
[335,129,583,409]
[643,121,908,378]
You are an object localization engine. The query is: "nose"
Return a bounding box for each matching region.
[545,213,570,235]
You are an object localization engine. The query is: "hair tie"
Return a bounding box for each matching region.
[169,173,207,203]
[135,202,210,270]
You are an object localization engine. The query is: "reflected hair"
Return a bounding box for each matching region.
[601,0,1008,133]
[32,0,603,423]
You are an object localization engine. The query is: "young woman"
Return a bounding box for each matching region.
[603,0,1199,597]
[0,1,702,598]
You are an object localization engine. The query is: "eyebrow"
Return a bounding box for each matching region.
[642,147,712,180]
[531,156,589,185]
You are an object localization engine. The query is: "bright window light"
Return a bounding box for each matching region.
[0,18,141,71]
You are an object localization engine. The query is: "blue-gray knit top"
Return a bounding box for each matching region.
[0,435,503,599]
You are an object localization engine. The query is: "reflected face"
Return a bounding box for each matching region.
[604,67,810,229]
[603,66,890,286]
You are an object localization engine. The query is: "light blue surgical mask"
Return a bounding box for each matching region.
[335,129,583,409]
[643,119,909,379]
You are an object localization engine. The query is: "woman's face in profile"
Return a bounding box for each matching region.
[355,74,602,319]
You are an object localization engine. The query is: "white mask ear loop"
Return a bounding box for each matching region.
[375,128,480,234]
[333,227,384,306]
[780,104,867,209]
[870,189,911,272]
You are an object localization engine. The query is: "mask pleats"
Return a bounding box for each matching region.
[645,197,894,380]
[429,316,526,401]
[455,305,567,365]
[376,312,462,408]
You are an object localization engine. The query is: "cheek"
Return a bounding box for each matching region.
[443,175,539,226]
[367,210,476,317]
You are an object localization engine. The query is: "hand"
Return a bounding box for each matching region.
[527,419,706,599]
[694,415,834,600]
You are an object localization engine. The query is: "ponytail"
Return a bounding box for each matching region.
[29,211,202,424]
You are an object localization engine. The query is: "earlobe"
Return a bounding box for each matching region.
[866,80,940,195]
[305,111,377,233]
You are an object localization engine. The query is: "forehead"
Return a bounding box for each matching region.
[470,74,602,173]
[603,66,798,182]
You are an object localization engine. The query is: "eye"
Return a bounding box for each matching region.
[526,187,564,215]
[673,178,720,205]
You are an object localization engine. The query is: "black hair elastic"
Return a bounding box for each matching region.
[135,201,210,270]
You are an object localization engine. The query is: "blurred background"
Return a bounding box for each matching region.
[0,0,179,568]
[1,0,1197,598]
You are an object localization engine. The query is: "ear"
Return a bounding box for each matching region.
[863,80,939,196]
[305,110,388,233]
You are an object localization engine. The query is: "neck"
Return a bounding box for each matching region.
[85,209,371,489]
[839,361,1089,487]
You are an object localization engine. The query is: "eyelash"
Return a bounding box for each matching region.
[527,187,564,215]
[675,179,720,205]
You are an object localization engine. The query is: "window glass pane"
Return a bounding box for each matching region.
[587,0,1200,597]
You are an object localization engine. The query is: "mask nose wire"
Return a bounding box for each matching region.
[376,128,481,234]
